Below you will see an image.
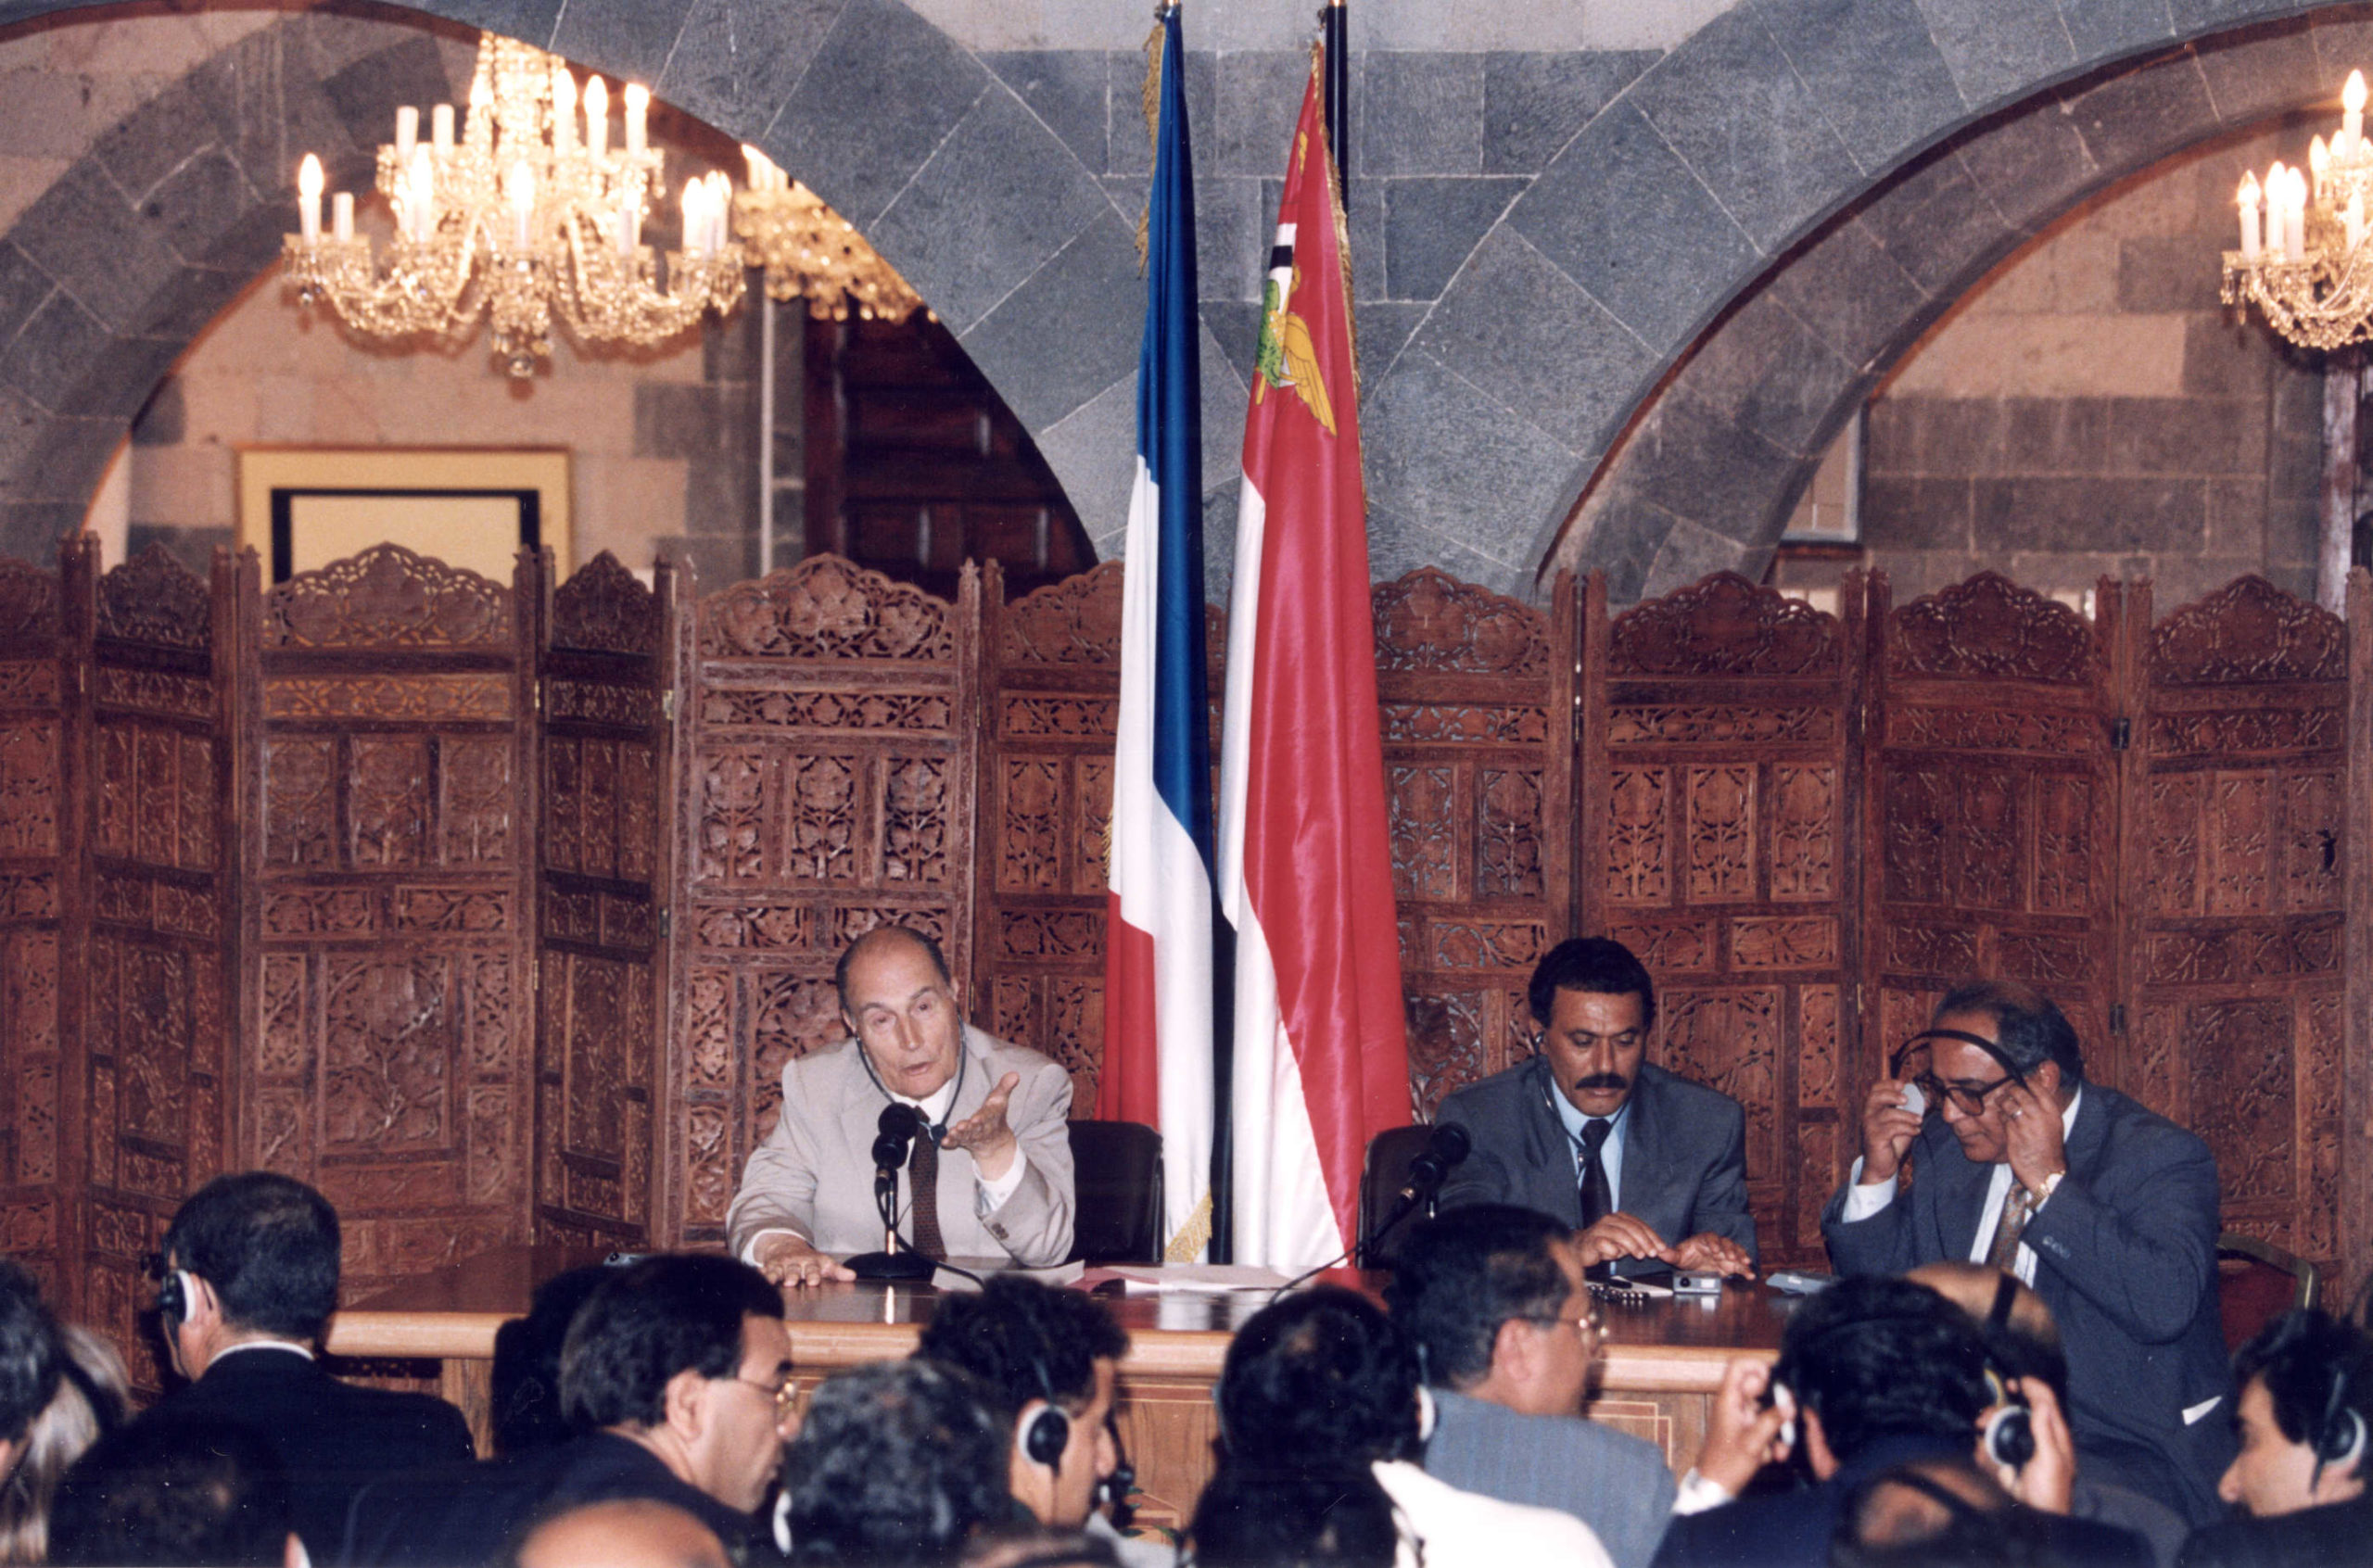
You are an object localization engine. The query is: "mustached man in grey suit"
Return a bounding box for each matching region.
[728,926,1074,1285]
[1385,1205,1680,1568]
[1434,938,1756,1279]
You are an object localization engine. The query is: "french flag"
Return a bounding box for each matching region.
[1217,49,1411,1268]
[1098,4,1219,1260]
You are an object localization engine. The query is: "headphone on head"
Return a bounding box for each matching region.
[2312,1358,2367,1485]
[1978,1273,2037,1472]
[1019,1351,1072,1470]
[156,1267,197,1333]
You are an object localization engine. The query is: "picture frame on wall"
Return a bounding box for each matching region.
[235,448,573,585]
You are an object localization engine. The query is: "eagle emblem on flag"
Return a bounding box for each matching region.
[1253,261,1336,437]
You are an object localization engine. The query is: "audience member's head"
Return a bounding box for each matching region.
[958,1523,1121,1568]
[0,1323,126,1564]
[560,1254,793,1514]
[509,1498,731,1568]
[1384,1204,1597,1416]
[493,1263,613,1456]
[47,1415,296,1567]
[1186,1460,1398,1568]
[1832,1457,2070,1568]
[0,1261,59,1487]
[780,1359,1013,1568]
[1770,1276,1989,1479]
[2218,1308,2373,1517]
[1215,1287,1422,1472]
[1907,1263,2071,1402]
[916,1274,1130,1529]
[159,1171,341,1377]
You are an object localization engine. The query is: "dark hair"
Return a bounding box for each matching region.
[1527,937,1656,1031]
[958,1523,1122,1568]
[1186,1460,1398,1568]
[1216,1287,1421,1469]
[1832,1459,2068,1568]
[2231,1309,2373,1449]
[1933,980,2084,1086]
[161,1172,341,1341]
[48,1416,291,1567]
[835,926,954,1017]
[559,1255,784,1430]
[1382,1205,1571,1389]
[782,1359,1013,1568]
[915,1274,1129,1420]
[493,1264,614,1455]
[0,1259,59,1444]
[1772,1277,1990,1464]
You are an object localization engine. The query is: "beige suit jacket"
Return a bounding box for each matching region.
[725,1024,1075,1264]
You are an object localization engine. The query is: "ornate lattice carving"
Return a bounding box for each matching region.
[552,552,663,655]
[999,759,1062,891]
[2150,706,2341,756]
[1799,986,1839,1109]
[1731,917,1837,969]
[1380,704,1550,744]
[701,556,952,661]
[1658,988,1779,1170]
[1606,767,1669,904]
[2281,770,2342,911]
[705,689,949,732]
[999,563,1123,664]
[1611,573,1839,677]
[320,956,452,1150]
[786,755,860,881]
[1405,990,1487,1119]
[882,759,949,884]
[2033,775,2093,916]
[1373,569,1552,675]
[2146,916,2342,983]
[1888,706,2097,754]
[1685,766,1756,902]
[1608,704,1835,745]
[1887,921,1980,975]
[1998,930,2092,983]
[0,662,58,704]
[1606,920,1714,974]
[2151,576,2343,686]
[1888,574,2098,684]
[2187,1000,2293,1202]
[1954,770,2020,911]
[2142,775,2202,915]
[97,546,210,651]
[1478,769,1543,898]
[551,681,658,727]
[263,545,513,650]
[1389,767,1457,901]
[1001,696,1118,740]
[2206,775,2273,917]
[1769,765,1834,901]
[1428,920,1548,971]
[0,562,59,643]
[0,723,56,856]
[267,675,512,722]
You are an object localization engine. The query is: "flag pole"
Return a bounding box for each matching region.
[1322,0,1349,199]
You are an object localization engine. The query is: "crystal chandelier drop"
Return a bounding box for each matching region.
[733,147,929,323]
[283,34,747,376]
[2223,70,2373,351]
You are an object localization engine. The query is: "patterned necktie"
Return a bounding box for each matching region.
[1986,1181,2032,1271]
[1577,1119,1614,1231]
[907,1132,946,1260]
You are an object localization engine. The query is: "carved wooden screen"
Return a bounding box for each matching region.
[1379,569,1576,1119]
[1583,572,1861,1267]
[1866,572,2121,1130]
[2126,577,2348,1268]
[243,545,538,1296]
[0,556,67,1307]
[672,557,977,1245]
[80,542,238,1382]
[533,554,677,1247]
[974,562,1124,1110]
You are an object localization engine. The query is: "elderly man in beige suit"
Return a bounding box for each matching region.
[728,926,1075,1285]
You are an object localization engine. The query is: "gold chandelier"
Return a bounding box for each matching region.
[284,35,746,376]
[733,148,929,323]
[2223,70,2373,351]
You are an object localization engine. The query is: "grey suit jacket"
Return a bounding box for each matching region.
[726,1024,1075,1264]
[1820,1083,2234,1525]
[1433,1057,1757,1268]
[1423,1387,1677,1568]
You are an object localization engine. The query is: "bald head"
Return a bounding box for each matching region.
[834,926,953,1013]
[1906,1263,2061,1350]
[512,1500,729,1568]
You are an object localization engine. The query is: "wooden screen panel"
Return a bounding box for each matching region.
[81,542,237,1387]
[2128,576,2347,1267]
[1586,572,1861,1267]
[975,562,1124,1111]
[534,554,675,1247]
[244,545,537,1296]
[0,557,67,1309]
[1868,571,2119,1135]
[675,556,976,1245]
[1378,569,1575,1119]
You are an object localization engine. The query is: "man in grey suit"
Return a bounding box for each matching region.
[1385,1204,1679,1568]
[728,926,1074,1284]
[1435,938,1756,1278]
[1821,979,2233,1525]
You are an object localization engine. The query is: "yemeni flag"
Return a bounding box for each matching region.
[1216,45,1410,1269]
[1098,4,1220,1260]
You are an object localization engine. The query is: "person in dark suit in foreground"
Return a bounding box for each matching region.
[1434,937,1755,1278]
[131,1172,471,1562]
[1383,1204,1676,1568]
[1652,1275,2148,1568]
[49,1415,298,1567]
[1821,980,2234,1524]
[2178,1309,2373,1568]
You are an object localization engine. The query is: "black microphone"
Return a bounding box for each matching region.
[847,1103,935,1283]
[870,1103,922,1172]
[1397,1123,1471,1202]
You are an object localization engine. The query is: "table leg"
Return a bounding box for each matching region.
[442,1356,496,1457]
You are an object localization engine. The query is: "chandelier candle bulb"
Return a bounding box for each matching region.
[432,103,453,156]
[396,105,418,160]
[408,145,435,243]
[2288,168,2309,259]
[624,82,648,156]
[332,191,353,244]
[2239,172,2262,259]
[298,154,323,245]
[2349,70,2367,145]
[2313,135,2331,200]
[586,78,608,159]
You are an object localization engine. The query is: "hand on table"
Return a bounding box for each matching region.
[1857,1077,1924,1185]
[1696,1359,1795,1496]
[942,1071,1022,1181]
[1576,1212,1677,1271]
[753,1233,855,1289]
[1670,1233,1755,1278]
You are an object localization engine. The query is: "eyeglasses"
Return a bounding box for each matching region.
[1521,1302,1605,1338]
[1891,1029,2029,1118]
[726,1371,799,1416]
[1910,1071,2024,1118]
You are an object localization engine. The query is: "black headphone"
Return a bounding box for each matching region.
[1019,1351,1072,1470]
[2312,1358,2367,1485]
[1978,1273,2037,1471]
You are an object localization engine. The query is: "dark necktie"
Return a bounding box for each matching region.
[1986,1180,2032,1271]
[1577,1118,1614,1231]
[907,1132,946,1260]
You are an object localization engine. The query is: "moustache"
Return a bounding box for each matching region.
[1572,1074,1630,1094]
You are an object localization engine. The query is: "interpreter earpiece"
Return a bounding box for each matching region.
[1980,1366,2036,1471]
[158,1269,196,1332]
[1097,1411,1136,1515]
[1020,1350,1071,1470]
[2313,1363,2366,1483]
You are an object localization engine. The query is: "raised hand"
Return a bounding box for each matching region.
[1996,1081,2067,1196]
[1697,1359,1795,1496]
[1858,1077,1924,1185]
[941,1070,1022,1181]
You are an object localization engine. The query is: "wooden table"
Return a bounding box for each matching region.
[324,1247,1796,1530]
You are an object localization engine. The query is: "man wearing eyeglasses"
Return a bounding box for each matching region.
[1821,979,2233,1529]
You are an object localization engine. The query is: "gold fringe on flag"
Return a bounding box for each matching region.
[1163,1189,1213,1262]
[1136,17,1165,272]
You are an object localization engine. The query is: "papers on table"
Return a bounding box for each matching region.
[1076,1264,1293,1295]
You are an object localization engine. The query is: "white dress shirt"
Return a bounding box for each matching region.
[1551,1092,1633,1215]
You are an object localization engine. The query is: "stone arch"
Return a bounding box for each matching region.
[0,0,2354,587]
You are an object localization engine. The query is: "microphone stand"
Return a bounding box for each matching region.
[844,1141,935,1283]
